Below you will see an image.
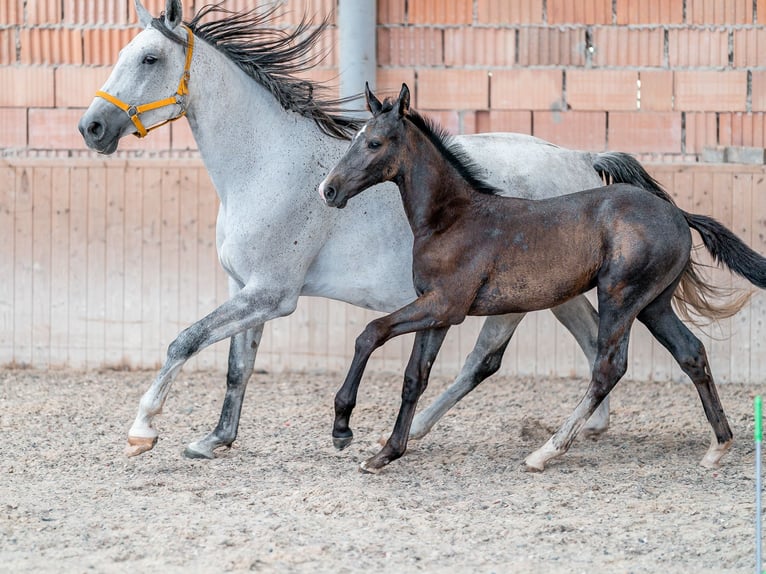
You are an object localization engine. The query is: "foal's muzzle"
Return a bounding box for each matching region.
[319,180,348,209]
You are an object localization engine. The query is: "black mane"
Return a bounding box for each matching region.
[152,3,364,140]
[398,106,500,195]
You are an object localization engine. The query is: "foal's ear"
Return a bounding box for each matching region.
[365,82,383,116]
[397,83,411,117]
[164,0,183,31]
[134,0,153,27]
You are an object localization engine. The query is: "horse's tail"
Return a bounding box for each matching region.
[592,151,754,324]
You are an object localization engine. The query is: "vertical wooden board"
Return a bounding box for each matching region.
[14,167,33,366]
[86,167,107,368]
[123,165,144,367]
[750,172,766,382]
[307,297,330,371]
[177,168,199,370]
[159,167,181,359]
[68,166,89,368]
[511,310,537,377]
[629,321,653,381]
[535,310,557,377]
[0,166,16,363]
[437,317,463,377]
[292,293,312,371]
[49,167,70,367]
[325,299,348,372]
[141,167,163,368]
[31,167,52,368]
[729,173,752,383]
[554,312,576,378]
[194,169,220,370]
[455,316,483,378]
[104,165,126,367]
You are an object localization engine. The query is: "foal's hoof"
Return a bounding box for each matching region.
[699,438,732,469]
[333,431,354,450]
[359,456,387,474]
[125,435,157,457]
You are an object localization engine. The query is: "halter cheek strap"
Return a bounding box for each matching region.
[95,24,194,138]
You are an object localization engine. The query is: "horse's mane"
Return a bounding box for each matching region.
[393,104,500,195]
[152,3,364,140]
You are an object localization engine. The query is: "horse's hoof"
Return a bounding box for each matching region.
[699,438,732,469]
[522,455,546,473]
[183,443,215,460]
[359,458,383,474]
[333,435,353,450]
[125,435,157,457]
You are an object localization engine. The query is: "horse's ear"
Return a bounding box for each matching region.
[134,0,153,27]
[365,82,383,116]
[164,0,183,31]
[397,83,411,117]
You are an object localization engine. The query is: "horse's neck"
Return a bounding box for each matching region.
[397,129,474,233]
[185,41,324,202]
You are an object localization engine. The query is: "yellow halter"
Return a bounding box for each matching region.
[95,24,194,138]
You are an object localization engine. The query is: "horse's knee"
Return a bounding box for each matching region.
[167,328,205,362]
[675,340,710,380]
[355,321,386,355]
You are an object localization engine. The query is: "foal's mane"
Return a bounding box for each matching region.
[399,106,500,195]
[152,3,364,140]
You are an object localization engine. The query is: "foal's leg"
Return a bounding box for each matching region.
[524,306,634,472]
[409,313,520,440]
[637,300,733,468]
[184,324,264,459]
[361,327,450,473]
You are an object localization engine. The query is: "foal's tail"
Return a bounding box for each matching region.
[593,151,760,324]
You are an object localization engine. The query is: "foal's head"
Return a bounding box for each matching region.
[319,83,411,208]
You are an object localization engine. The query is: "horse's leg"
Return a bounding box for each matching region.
[125,286,299,456]
[524,304,633,472]
[362,327,450,473]
[549,295,610,435]
[409,313,521,440]
[637,299,733,468]
[183,324,264,459]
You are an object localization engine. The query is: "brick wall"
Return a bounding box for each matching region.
[1,0,766,161]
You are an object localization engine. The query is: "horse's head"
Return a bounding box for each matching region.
[319,83,411,208]
[78,0,192,154]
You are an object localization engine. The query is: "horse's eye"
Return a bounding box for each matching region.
[367,140,382,150]
[142,55,158,65]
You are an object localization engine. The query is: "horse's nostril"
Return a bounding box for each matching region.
[86,121,104,139]
[325,185,337,201]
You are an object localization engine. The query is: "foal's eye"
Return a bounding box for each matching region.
[142,55,158,65]
[367,140,382,150]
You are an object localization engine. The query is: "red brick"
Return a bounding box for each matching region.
[273,0,336,26]
[0,108,27,148]
[408,0,472,24]
[20,28,83,65]
[533,110,607,151]
[685,112,719,153]
[419,110,461,134]
[608,112,682,154]
[28,108,89,150]
[63,0,129,24]
[445,28,515,67]
[639,71,673,111]
[55,67,112,107]
[376,68,417,99]
[171,120,197,151]
[517,27,586,66]
[668,29,729,68]
[378,27,443,67]
[567,70,638,111]
[26,0,60,25]
[0,0,23,25]
[83,28,141,66]
[477,0,544,24]
[547,0,612,24]
[750,71,766,112]
[0,67,55,107]
[475,110,532,134]
[616,0,683,23]
[760,0,766,24]
[733,29,766,68]
[378,0,406,24]
[417,69,488,110]
[491,69,563,110]
[0,30,15,65]
[687,0,752,25]
[721,112,766,148]
[674,71,747,112]
[591,27,663,67]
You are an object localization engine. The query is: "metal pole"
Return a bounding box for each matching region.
[338,0,377,117]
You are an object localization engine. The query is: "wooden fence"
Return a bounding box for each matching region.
[1,158,765,382]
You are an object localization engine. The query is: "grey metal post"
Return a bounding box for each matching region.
[338,0,377,117]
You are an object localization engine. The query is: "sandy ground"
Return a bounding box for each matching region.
[0,368,762,573]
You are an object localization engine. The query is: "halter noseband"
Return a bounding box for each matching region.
[95,24,194,138]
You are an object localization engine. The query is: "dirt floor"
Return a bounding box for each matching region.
[0,368,762,573]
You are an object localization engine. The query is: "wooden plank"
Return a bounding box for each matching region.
[729,172,753,383]
[176,168,199,369]
[49,166,71,367]
[86,166,107,368]
[31,167,52,368]
[14,167,33,366]
[512,310,536,377]
[141,167,163,368]
[535,310,557,378]
[68,166,89,368]
[160,167,182,363]
[751,172,766,382]
[325,299,348,373]
[122,165,144,367]
[104,164,126,367]
[0,166,15,364]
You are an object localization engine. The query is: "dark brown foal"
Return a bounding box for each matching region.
[318,83,766,473]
